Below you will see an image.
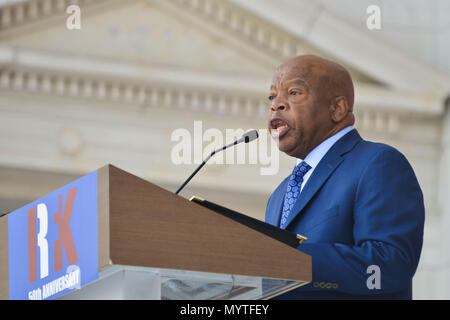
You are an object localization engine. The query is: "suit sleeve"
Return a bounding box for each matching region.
[297,147,425,295]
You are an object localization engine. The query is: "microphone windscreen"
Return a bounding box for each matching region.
[243,130,259,143]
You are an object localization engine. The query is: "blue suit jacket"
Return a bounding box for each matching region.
[265,129,424,299]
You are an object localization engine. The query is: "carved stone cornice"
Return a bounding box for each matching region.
[0,45,443,138]
[229,0,450,97]
[155,0,319,65]
[0,0,315,64]
[2,0,449,102]
[0,66,436,140]
[0,61,269,119]
[0,0,115,37]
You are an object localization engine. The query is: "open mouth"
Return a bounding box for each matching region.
[270,118,290,139]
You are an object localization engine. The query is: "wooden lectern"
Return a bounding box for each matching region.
[0,165,311,300]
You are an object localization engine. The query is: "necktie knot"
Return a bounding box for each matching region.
[294,161,311,175]
[290,161,311,183]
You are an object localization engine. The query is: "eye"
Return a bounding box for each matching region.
[268,94,276,101]
[290,90,302,96]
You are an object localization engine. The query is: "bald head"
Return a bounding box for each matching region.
[274,55,354,111]
[268,55,355,159]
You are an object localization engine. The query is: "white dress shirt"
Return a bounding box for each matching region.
[296,126,354,192]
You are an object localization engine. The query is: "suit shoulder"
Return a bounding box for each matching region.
[355,139,408,162]
[353,139,416,179]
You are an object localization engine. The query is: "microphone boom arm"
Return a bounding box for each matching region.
[175,140,238,195]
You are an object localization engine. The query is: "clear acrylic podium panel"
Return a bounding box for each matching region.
[59,265,309,300]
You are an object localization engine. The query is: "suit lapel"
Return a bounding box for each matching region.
[283,129,362,229]
[268,177,288,226]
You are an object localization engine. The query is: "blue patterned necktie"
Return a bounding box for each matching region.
[280,161,312,229]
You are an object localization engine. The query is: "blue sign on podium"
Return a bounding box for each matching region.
[8,171,99,300]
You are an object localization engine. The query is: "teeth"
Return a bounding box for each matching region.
[277,125,288,132]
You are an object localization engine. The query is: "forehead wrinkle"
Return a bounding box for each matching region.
[270,67,310,90]
[285,78,310,89]
[270,75,310,91]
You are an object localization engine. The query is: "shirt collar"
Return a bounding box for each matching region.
[296,126,354,168]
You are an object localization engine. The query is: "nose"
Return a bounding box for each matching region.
[270,98,287,112]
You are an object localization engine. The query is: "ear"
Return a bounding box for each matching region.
[330,96,349,123]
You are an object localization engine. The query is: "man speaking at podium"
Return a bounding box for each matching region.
[265,55,425,299]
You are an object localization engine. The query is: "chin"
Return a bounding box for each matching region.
[278,142,297,157]
[279,142,305,159]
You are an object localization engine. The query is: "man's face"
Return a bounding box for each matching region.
[268,61,331,159]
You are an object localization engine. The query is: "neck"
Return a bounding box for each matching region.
[294,124,352,159]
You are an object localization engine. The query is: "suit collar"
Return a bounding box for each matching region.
[296,125,354,169]
[282,128,362,229]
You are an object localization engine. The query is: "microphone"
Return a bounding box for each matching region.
[175,129,259,195]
